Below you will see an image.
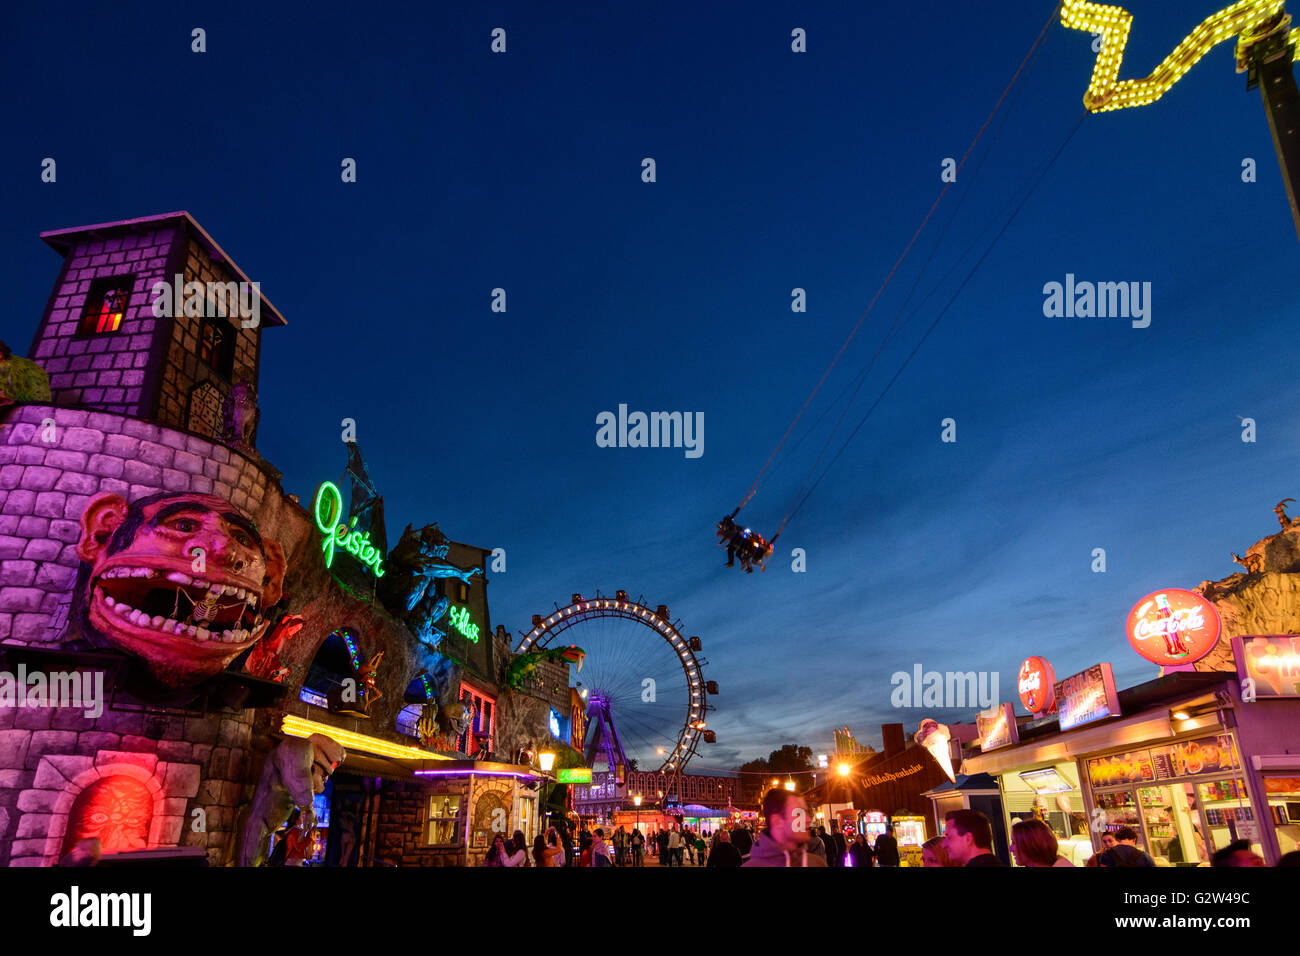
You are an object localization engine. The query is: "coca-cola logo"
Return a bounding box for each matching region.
[1017,656,1055,713]
[1126,589,1220,667]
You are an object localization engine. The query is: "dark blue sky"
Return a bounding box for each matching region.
[5,1,1298,769]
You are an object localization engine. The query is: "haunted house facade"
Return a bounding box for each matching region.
[0,213,567,866]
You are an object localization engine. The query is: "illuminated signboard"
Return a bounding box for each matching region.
[1126,588,1221,667]
[1233,634,1300,697]
[1061,0,1300,112]
[1017,656,1057,714]
[977,703,1019,751]
[448,605,479,643]
[556,768,593,784]
[313,481,385,577]
[1054,663,1121,730]
[1019,767,1075,794]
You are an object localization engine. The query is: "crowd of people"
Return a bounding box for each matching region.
[484,788,1299,868]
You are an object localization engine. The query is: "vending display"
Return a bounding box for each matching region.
[892,815,927,847]
[1094,790,1140,834]
[861,811,889,843]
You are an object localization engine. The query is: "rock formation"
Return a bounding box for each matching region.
[1193,518,1300,672]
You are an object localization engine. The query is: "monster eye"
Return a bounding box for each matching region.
[167,517,199,534]
[232,528,253,547]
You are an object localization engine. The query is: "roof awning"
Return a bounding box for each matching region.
[339,752,415,781]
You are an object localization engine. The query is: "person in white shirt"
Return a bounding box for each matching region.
[503,830,529,867]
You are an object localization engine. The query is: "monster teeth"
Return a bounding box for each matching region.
[209,584,227,597]
[186,625,197,637]
[195,628,211,642]
[192,579,209,590]
[166,572,193,585]
[104,596,117,608]
[112,602,132,618]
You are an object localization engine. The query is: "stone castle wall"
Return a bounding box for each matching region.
[30,225,177,417]
[0,404,310,645]
[0,703,254,867]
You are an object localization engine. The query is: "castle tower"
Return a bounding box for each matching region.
[26,212,286,446]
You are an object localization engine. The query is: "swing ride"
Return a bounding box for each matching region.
[715,1,1300,573]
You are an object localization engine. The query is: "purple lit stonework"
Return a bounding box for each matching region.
[0,213,569,868]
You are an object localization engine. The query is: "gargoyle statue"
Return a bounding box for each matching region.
[378,523,483,648]
[420,700,473,753]
[1232,552,1264,574]
[221,378,259,451]
[240,733,345,867]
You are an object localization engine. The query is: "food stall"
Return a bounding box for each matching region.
[961,662,1300,865]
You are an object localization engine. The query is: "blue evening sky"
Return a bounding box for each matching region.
[4,1,1297,769]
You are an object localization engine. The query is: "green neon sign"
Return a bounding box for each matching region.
[313,481,385,577]
[556,768,592,784]
[449,604,479,643]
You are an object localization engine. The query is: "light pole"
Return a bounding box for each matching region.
[538,750,556,838]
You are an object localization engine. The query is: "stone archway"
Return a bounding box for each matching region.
[40,759,165,865]
[60,775,155,857]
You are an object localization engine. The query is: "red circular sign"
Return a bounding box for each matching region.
[1126,588,1221,667]
[1017,656,1056,713]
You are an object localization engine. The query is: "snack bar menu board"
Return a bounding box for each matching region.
[1088,735,1237,788]
[1088,750,1156,788]
[1151,735,1237,779]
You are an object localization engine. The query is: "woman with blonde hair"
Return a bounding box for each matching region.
[1011,818,1074,867]
[921,835,956,867]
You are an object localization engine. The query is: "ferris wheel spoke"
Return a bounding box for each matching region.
[522,594,706,774]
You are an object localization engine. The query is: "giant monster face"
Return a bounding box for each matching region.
[77,491,287,687]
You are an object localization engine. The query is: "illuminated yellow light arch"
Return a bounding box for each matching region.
[1062,0,1300,111]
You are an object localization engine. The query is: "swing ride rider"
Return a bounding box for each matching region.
[716,511,774,573]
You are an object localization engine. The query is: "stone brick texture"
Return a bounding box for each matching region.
[0,705,255,867]
[374,775,528,867]
[28,221,267,440]
[0,404,308,644]
[158,237,262,441]
[34,226,176,417]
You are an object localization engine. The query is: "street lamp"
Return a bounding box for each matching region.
[784,778,795,792]
[838,763,850,777]
[538,751,556,832]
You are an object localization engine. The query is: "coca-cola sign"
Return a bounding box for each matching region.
[1126,588,1221,667]
[1017,656,1056,714]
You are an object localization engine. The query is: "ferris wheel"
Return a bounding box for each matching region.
[516,590,717,775]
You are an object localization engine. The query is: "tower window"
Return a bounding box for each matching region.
[78,276,134,335]
[197,317,235,377]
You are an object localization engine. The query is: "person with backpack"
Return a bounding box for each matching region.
[1097,827,1156,868]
